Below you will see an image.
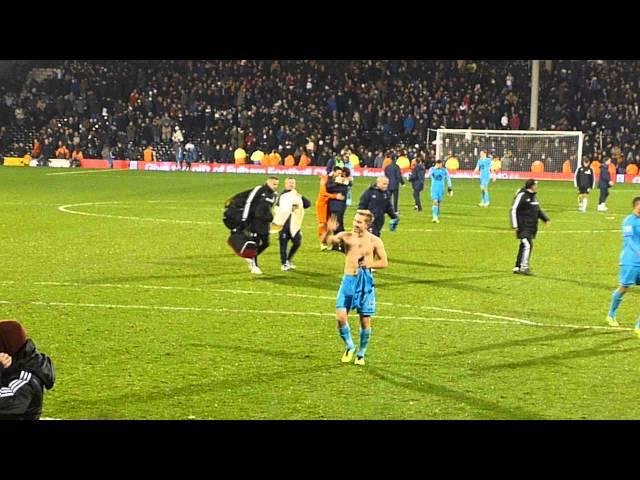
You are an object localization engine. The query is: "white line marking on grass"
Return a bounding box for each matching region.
[0,281,629,332]
[0,298,628,331]
[46,170,120,176]
[4,280,528,323]
[403,228,621,234]
[57,202,215,225]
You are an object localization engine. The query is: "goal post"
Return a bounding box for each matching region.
[434,129,584,173]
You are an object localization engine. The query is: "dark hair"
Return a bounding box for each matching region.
[525,179,537,189]
[633,196,640,207]
[342,167,351,177]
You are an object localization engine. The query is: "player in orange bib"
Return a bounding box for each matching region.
[316,167,345,251]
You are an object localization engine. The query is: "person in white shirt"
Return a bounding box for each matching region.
[272,177,311,271]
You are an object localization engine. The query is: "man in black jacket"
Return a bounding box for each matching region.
[384,156,405,214]
[0,320,55,420]
[409,158,426,211]
[327,167,351,234]
[574,157,595,212]
[597,157,613,212]
[510,179,550,275]
[358,176,398,237]
[224,177,279,274]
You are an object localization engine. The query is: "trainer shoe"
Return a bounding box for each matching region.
[250,265,263,275]
[597,205,608,211]
[606,316,619,327]
[478,203,485,207]
[432,217,440,223]
[513,267,520,274]
[287,261,296,270]
[245,258,254,271]
[281,262,292,272]
[341,348,355,363]
[320,244,330,251]
[354,356,366,366]
[519,268,534,276]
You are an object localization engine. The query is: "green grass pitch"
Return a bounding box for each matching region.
[1,166,638,419]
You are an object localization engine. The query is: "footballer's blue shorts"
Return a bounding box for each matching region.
[480,178,491,188]
[336,274,376,316]
[431,188,444,202]
[619,265,640,287]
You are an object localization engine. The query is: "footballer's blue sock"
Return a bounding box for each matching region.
[485,191,490,204]
[609,290,624,318]
[432,205,437,218]
[436,205,440,217]
[481,191,486,203]
[357,328,371,358]
[339,323,355,351]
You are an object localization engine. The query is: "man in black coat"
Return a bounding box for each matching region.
[224,177,279,274]
[384,156,405,213]
[327,167,351,234]
[409,158,426,211]
[574,156,595,212]
[0,320,55,420]
[358,176,398,237]
[597,157,613,211]
[509,179,551,275]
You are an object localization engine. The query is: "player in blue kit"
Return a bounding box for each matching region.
[429,158,453,223]
[606,196,640,336]
[322,210,389,365]
[473,150,495,207]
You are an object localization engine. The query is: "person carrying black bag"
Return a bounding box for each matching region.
[223,177,279,274]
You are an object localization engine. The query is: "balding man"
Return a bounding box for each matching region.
[358,176,398,237]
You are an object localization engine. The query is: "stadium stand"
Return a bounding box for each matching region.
[0,60,638,173]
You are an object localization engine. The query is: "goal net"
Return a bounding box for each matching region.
[434,129,584,173]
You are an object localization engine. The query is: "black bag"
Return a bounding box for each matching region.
[223,205,244,231]
[227,230,258,259]
[222,186,262,232]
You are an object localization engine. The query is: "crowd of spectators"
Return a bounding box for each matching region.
[0,60,639,173]
[0,60,531,167]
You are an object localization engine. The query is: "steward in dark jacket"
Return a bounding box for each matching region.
[358,176,397,237]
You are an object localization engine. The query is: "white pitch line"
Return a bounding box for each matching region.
[0,298,628,331]
[0,280,527,324]
[0,280,629,332]
[46,170,120,176]
[57,203,622,233]
[57,202,214,225]
[56,200,623,233]
[403,228,621,234]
